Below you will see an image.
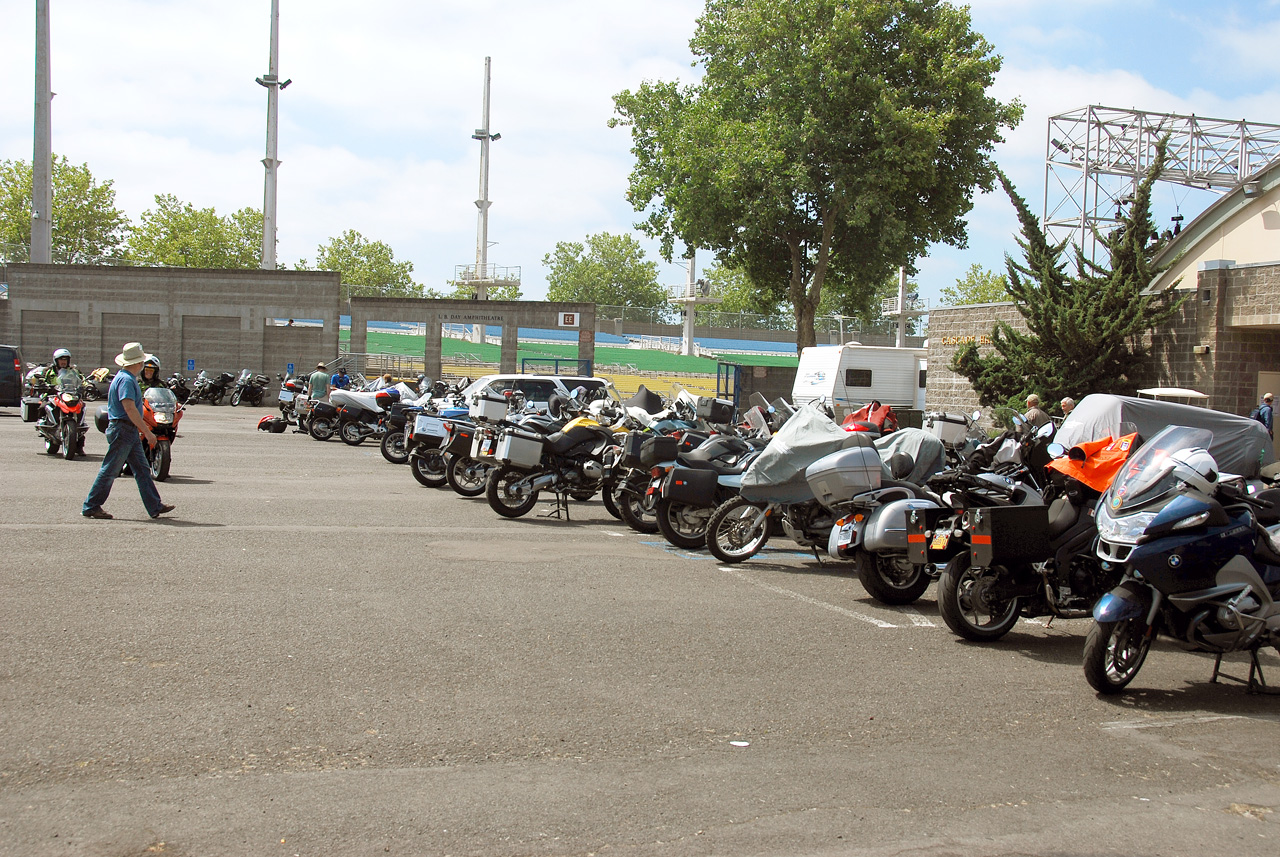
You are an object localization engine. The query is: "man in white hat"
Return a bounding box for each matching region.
[82,342,175,520]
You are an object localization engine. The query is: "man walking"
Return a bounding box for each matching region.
[82,342,175,520]
[1254,393,1274,438]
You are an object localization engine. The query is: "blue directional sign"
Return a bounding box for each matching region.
[187,359,195,371]
[287,362,295,375]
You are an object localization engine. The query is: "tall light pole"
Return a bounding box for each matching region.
[31,0,53,264]
[256,0,290,270]
[472,56,500,297]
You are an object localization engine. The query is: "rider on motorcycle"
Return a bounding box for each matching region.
[39,348,76,388]
[138,356,164,391]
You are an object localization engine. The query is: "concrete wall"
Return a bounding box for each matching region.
[5,264,341,374]
[925,302,1029,415]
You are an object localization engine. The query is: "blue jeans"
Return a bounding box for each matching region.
[83,422,164,516]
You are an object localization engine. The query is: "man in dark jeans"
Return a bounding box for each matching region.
[82,342,175,520]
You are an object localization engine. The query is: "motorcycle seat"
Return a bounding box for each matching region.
[1256,526,1280,567]
[879,479,927,500]
[680,456,747,476]
[1047,496,1077,538]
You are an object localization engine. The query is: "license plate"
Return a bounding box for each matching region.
[414,415,446,437]
[278,390,294,402]
[481,439,494,456]
[929,532,950,551]
[837,521,855,547]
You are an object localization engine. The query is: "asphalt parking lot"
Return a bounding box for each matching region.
[1,404,1278,857]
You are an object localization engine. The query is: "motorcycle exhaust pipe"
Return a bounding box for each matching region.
[528,473,558,492]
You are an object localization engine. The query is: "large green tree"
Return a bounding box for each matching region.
[304,229,420,301]
[611,0,1021,348]
[0,156,130,263]
[542,232,665,307]
[952,139,1187,407]
[127,194,261,268]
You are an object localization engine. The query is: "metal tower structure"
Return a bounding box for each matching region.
[256,0,291,270]
[31,0,52,264]
[1044,105,1280,258]
[666,250,722,356]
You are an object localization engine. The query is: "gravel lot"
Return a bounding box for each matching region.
[1,404,1278,856]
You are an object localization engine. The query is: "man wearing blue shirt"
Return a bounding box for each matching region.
[82,342,175,520]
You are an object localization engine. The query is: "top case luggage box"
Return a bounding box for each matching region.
[927,413,969,446]
[469,393,508,422]
[804,446,883,506]
[621,431,647,469]
[696,396,735,424]
[641,434,679,467]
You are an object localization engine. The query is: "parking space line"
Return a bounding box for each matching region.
[896,605,936,627]
[717,566,898,628]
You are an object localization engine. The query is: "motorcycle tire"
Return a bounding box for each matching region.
[1083,618,1152,694]
[706,496,770,563]
[230,389,242,407]
[309,416,336,441]
[655,498,712,550]
[446,454,489,497]
[381,430,409,464]
[600,481,623,520]
[151,439,172,481]
[486,465,540,518]
[409,449,448,488]
[617,486,659,534]
[61,422,78,461]
[936,552,1020,642]
[82,386,98,402]
[340,421,367,446]
[857,550,931,605]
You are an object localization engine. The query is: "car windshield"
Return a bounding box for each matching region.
[145,386,178,408]
[1108,425,1215,512]
[57,368,82,392]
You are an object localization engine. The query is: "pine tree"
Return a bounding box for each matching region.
[953,137,1186,408]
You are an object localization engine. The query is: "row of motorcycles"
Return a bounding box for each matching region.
[371,380,1280,697]
[165,370,270,407]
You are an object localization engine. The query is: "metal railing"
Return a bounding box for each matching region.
[453,263,521,283]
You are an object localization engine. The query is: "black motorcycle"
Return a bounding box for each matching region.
[166,373,192,405]
[190,370,234,405]
[229,369,271,407]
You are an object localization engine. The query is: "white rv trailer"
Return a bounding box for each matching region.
[791,344,927,420]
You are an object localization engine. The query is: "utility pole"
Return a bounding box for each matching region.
[31,0,53,264]
[256,0,290,269]
[472,56,499,299]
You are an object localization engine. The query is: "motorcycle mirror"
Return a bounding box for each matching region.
[1046,442,1066,458]
[1036,421,1055,439]
[971,409,982,421]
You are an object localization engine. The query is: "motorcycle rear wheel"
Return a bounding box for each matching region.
[409,449,448,487]
[857,550,931,605]
[446,454,490,497]
[340,422,367,445]
[151,439,172,481]
[61,422,78,460]
[486,465,540,518]
[706,496,770,563]
[308,416,335,441]
[1083,618,1151,694]
[617,486,659,534]
[82,386,98,402]
[937,552,1020,642]
[230,389,243,407]
[656,498,711,550]
[381,430,409,464]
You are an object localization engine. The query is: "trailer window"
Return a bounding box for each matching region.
[845,368,873,387]
[918,368,927,388]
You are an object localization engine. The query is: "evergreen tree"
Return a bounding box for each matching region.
[953,137,1186,407]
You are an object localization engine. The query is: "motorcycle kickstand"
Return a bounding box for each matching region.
[1210,650,1280,695]
[811,546,825,566]
[538,491,571,521]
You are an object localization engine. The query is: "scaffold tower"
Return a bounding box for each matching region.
[666,251,722,357]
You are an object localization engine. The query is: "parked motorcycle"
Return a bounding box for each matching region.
[331,386,399,445]
[34,369,88,460]
[1085,425,1280,693]
[230,369,271,407]
[189,369,234,405]
[166,373,193,405]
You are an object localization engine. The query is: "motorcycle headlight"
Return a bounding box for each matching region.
[1095,507,1157,544]
[155,413,172,424]
[60,392,75,403]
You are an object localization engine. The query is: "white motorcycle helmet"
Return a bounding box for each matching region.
[1168,447,1218,495]
[53,348,71,367]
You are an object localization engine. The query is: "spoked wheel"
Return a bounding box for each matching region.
[61,422,78,460]
[409,448,448,487]
[230,389,243,407]
[937,552,1020,642]
[618,486,659,534]
[486,465,540,518]
[706,496,770,563]
[381,429,409,464]
[1083,618,1153,694]
[309,416,335,441]
[600,482,623,519]
[857,550,931,605]
[340,421,367,445]
[655,498,712,550]
[151,439,172,481]
[446,454,490,497]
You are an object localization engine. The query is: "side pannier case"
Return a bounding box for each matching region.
[805,446,882,507]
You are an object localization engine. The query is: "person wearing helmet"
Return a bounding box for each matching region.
[138,356,164,391]
[40,348,76,389]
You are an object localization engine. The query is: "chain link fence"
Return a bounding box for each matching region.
[596,304,907,339]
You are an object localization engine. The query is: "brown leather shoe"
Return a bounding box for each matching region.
[150,503,176,519]
[82,508,113,520]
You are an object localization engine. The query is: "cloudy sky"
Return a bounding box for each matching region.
[2,0,1278,307]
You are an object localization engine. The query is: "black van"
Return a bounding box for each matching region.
[0,344,23,407]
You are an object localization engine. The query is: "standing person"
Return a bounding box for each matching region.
[330,367,350,390]
[1023,394,1052,429]
[308,362,330,401]
[1252,393,1274,438]
[82,342,175,520]
[1060,397,1076,418]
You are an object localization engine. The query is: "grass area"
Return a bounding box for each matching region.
[339,330,799,372]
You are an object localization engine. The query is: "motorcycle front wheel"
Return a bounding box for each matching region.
[340,421,367,445]
[61,422,78,460]
[857,550,931,605]
[937,552,1020,642]
[381,430,409,464]
[308,416,336,441]
[446,454,490,497]
[706,496,770,563]
[617,485,659,534]
[486,465,540,518]
[151,439,172,481]
[230,389,243,406]
[81,386,98,402]
[655,498,712,550]
[409,449,447,487]
[1083,618,1152,694]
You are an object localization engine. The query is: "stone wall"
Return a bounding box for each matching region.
[925,302,1029,415]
